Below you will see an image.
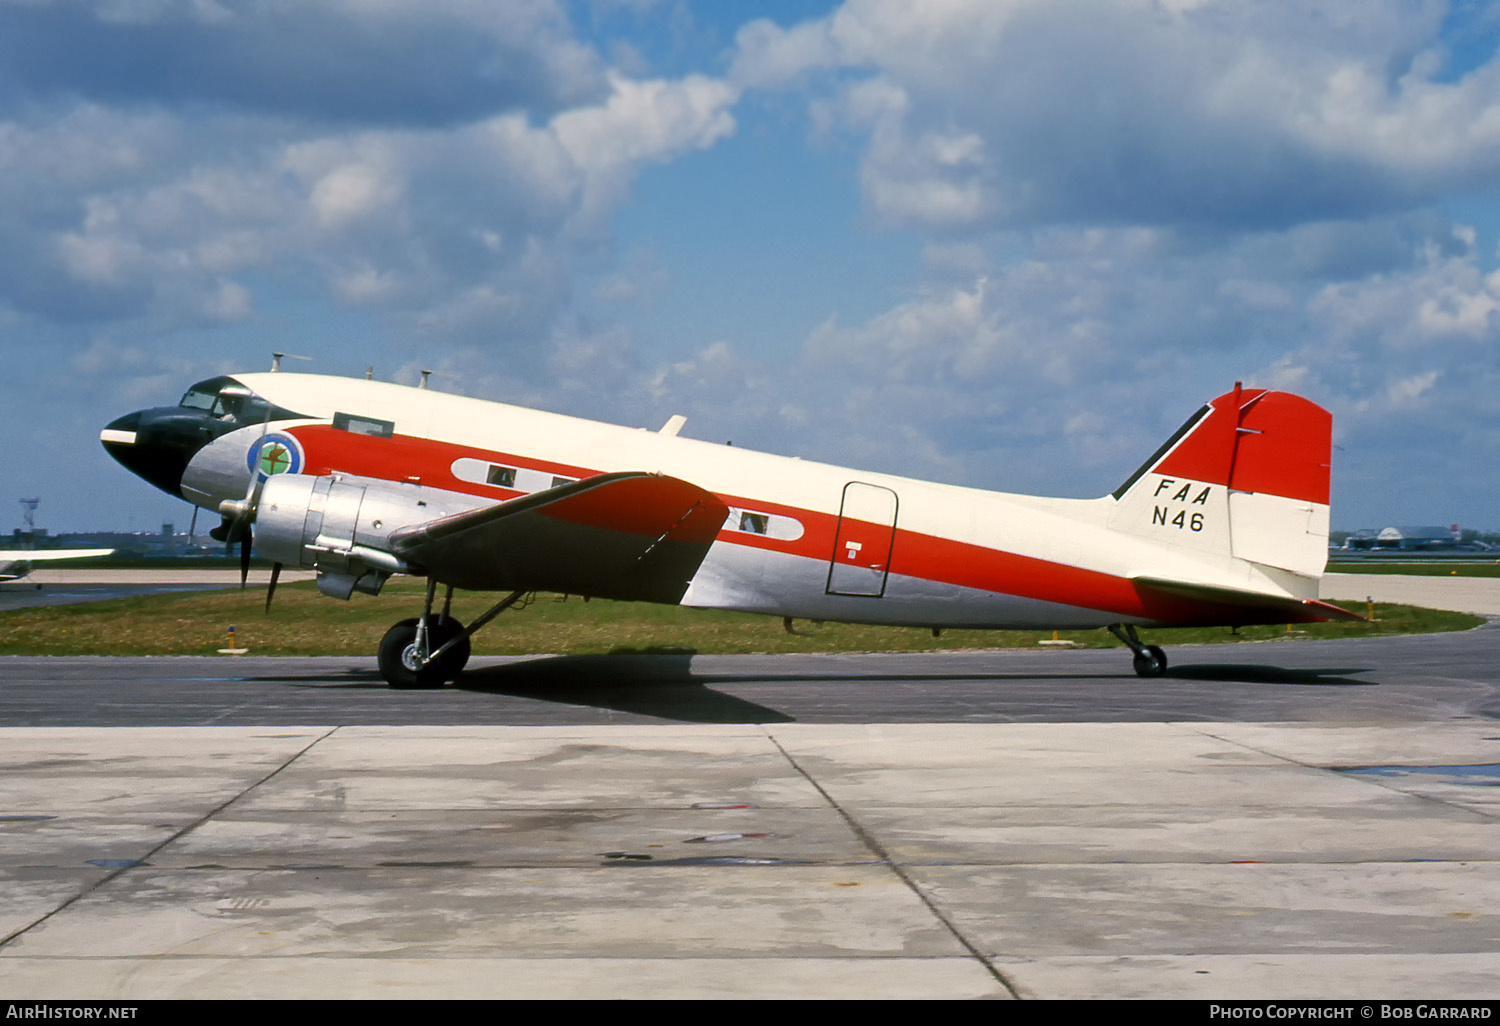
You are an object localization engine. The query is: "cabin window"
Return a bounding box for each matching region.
[333,412,395,438]
[738,512,769,535]
[450,457,577,494]
[725,506,804,541]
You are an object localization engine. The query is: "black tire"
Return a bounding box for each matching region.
[378,618,446,690]
[1132,645,1168,678]
[429,616,471,681]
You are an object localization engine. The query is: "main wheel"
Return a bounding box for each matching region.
[1132,645,1168,678]
[429,616,470,682]
[378,618,447,690]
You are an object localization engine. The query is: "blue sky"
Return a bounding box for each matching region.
[2,0,1499,536]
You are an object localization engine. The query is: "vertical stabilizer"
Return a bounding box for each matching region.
[1109,386,1332,577]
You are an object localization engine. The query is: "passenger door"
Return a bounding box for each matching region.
[826,482,898,597]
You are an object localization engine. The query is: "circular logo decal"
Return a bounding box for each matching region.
[246,432,304,479]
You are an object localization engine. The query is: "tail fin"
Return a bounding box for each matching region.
[1109,385,1332,577]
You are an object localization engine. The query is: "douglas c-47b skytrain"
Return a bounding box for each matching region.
[101,365,1361,688]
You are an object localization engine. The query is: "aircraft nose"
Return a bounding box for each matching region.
[100,407,213,499]
[100,410,141,445]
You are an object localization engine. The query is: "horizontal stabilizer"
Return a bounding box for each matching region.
[391,472,728,603]
[1134,576,1367,625]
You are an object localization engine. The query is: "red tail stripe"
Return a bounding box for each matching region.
[1154,389,1331,505]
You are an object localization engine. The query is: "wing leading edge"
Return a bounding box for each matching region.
[390,472,729,603]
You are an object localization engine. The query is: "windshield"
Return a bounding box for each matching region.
[179,387,218,412]
[177,375,305,427]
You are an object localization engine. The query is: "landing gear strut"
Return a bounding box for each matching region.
[1108,624,1168,678]
[376,581,526,689]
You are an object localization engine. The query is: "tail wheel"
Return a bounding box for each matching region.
[1132,645,1168,678]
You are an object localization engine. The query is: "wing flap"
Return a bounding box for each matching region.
[390,472,729,602]
[1134,576,1367,624]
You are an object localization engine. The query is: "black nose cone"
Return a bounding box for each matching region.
[101,408,213,498]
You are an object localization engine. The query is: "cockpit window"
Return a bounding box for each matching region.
[179,376,242,413]
[176,376,307,428]
[213,392,250,419]
[179,388,218,411]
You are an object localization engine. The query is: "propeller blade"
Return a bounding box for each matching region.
[265,562,282,613]
[225,407,278,584]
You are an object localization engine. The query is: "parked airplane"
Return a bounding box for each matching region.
[0,548,115,584]
[100,370,1360,687]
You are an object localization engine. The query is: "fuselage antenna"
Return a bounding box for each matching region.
[271,352,313,372]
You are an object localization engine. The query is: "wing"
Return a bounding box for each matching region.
[1133,576,1367,625]
[390,472,729,603]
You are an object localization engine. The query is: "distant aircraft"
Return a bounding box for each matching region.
[0,548,115,585]
[101,371,1360,687]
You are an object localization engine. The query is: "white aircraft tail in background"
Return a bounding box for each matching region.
[0,548,115,584]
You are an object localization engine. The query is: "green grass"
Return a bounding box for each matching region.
[1327,561,1500,577]
[0,579,1483,657]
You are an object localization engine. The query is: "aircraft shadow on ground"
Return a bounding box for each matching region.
[1165,663,1377,686]
[456,652,1111,687]
[452,653,1381,716]
[254,656,794,722]
[454,655,794,723]
[254,654,1379,723]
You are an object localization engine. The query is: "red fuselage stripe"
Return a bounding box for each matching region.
[284,424,1320,624]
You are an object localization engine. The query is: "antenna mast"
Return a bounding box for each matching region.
[271,352,313,372]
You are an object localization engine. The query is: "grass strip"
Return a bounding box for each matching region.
[1327,561,1500,577]
[0,579,1483,657]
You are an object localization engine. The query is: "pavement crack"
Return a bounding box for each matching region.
[1196,726,1500,822]
[0,726,338,952]
[764,730,1022,999]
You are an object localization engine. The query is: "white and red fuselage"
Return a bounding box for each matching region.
[102,371,1349,641]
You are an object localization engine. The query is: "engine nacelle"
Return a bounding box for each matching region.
[256,473,485,599]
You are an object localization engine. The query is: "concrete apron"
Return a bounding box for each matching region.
[2,722,1497,1000]
[1322,572,1500,618]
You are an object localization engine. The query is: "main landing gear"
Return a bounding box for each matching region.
[1108,624,1168,678]
[376,580,527,689]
